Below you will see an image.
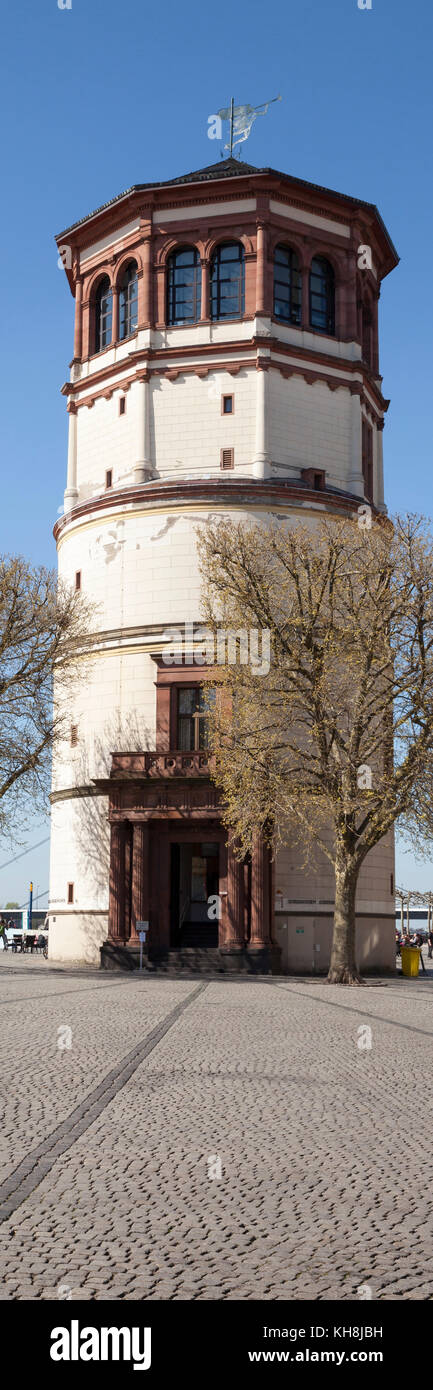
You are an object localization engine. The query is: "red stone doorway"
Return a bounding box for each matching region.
[170,838,220,947]
[102,750,280,968]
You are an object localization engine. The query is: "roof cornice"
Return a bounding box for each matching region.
[55,159,399,277]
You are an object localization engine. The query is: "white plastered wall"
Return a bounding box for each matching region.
[150,371,255,478]
[273,830,395,974]
[74,370,257,502]
[48,795,110,964]
[269,371,355,489]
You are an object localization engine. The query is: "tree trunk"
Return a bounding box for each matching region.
[327,857,364,985]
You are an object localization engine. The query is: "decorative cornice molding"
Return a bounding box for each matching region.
[53,476,378,544]
[69,352,386,421]
[66,330,387,419]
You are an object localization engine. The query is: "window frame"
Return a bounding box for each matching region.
[176,686,215,751]
[273,244,302,326]
[362,418,374,501]
[362,304,373,368]
[309,256,335,334]
[94,276,113,352]
[166,246,201,326]
[210,241,245,322]
[118,261,138,341]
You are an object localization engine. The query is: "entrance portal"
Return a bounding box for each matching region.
[170,841,219,947]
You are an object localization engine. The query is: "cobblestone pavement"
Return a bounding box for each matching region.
[1,953,433,1301]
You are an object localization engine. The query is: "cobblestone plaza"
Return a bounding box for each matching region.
[0,956,432,1302]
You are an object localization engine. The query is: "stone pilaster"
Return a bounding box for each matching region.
[130,823,149,944]
[141,233,153,327]
[255,222,266,315]
[73,276,82,361]
[250,832,271,947]
[64,403,78,512]
[225,837,245,949]
[134,372,153,483]
[108,822,126,942]
[253,362,271,478]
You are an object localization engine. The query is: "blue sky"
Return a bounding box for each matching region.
[0,0,432,908]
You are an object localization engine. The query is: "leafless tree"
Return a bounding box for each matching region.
[197,513,433,984]
[0,554,93,839]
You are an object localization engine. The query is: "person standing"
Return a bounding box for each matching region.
[415,932,426,974]
[0,918,7,951]
[428,927,433,960]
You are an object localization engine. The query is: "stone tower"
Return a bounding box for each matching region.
[49,157,398,971]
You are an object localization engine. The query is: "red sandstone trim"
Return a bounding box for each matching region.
[57,170,397,297]
[53,478,378,543]
[67,352,387,422]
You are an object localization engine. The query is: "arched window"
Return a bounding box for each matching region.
[210,242,245,321]
[119,261,138,339]
[273,245,302,325]
[94,277,112,352]
[167,247,201,325]
[309,257,335,333]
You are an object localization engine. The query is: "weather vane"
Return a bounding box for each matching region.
[207,95,282,157]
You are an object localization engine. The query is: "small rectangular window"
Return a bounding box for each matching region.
[70,726,78,747]
[119,397,126,416]
[221,395,234,415]
[314,472,324,491]
[220,448,234,471]
[75,571,81,591]
[390,873,394,895]
[105,470,112,489]
[67,883,74,904]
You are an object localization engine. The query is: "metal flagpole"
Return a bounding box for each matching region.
[229,97,234,156]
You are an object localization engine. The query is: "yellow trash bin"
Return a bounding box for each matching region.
[401,946,420,978]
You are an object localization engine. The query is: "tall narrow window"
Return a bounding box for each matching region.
[177,687,215,750]
[210,242,245,321]
[362,419,374,501]
[94,277,112,352]
[273,245,302,324]
[67,883,74,904]
[75,571,81,591]
[167,247,201,325]
[119,262,138,339]
[309,257,335,333]
[362,305,373,368]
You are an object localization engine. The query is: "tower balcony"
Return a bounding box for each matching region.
[110,750,214,779]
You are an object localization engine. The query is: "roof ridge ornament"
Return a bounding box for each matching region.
[208,95,282,157]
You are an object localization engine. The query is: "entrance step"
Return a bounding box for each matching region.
[178,925,218,948]
[100,940,281,975]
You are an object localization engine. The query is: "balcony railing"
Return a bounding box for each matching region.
[111,750,214,778]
